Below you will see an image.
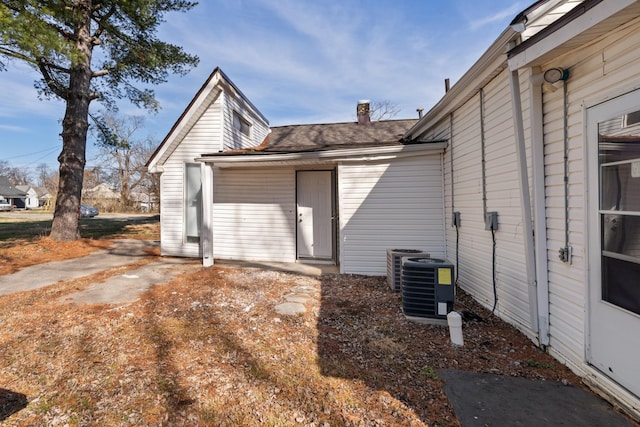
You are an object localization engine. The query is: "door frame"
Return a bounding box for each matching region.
[586,88,640,397]
[295,169,337,263]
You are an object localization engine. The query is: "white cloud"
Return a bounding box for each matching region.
[0,124,28,132]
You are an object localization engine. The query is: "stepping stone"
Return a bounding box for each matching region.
[275,302,306,315]
[284,293,315,303]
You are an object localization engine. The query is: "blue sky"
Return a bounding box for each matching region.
[0,0,525,178]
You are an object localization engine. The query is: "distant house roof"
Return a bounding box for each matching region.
[34,187,53,198]
[15,185,35,194]
[83,183,120,199]
[0,176,27,198]
[202,119,419,157]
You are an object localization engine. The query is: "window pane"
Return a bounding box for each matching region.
[232,111,251,136]
[601,214,640,259]
[185,164,201,243]
[602,256,640,316]
[600,163,640,211]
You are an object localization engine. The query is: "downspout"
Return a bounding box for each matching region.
[530,72,550,347]
[449,113,461,285]
[480,89,488,218]
[509,69,540,337]
[480,88,499,314]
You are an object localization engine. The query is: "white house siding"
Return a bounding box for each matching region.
[212,167,296,262]
[338,155,445,275]
[25,188,39,209]
[221,92,270,151]
[539,16,640,371]
[448,94,494,306]
[482,72,532,333]
[428,69,535,339]
[160,100,223,258]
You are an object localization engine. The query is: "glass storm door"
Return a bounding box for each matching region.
[296,171,334,260]
[587,90,640,398]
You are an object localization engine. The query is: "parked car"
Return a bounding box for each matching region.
[79,204,99,218]
[0,200,13,212]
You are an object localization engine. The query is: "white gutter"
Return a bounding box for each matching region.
[195,142,447,167]
[509,69,540,339]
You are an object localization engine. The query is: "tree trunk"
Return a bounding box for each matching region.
[50,2,93,241]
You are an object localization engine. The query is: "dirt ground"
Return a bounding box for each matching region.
[0,221,593,426]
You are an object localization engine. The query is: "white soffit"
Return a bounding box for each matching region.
[196,142,447,169]
[508,0,640,70]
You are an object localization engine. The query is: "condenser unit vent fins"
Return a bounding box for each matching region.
[386,249,428,291]
[401,257,455,323]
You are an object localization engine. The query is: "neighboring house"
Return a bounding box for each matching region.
[403,0,640,419]
[0,176,26,207]
[35,187,54,210]
[15,185,39,209]
[82,183,120,212]
[83,183,120,201]
[130,191,159,212]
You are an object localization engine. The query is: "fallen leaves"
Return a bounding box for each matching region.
[0,259,583,426]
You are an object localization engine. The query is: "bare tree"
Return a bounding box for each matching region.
[370,100,401,121]
[0,160,30,185]
[93,113,156,211]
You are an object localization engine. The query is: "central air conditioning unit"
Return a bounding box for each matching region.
[386,249,429,291]
[401,257,455,324]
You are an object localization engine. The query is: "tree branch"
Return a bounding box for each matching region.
[92,69,109,78]
[0,47,38,66]
[91,4,117,42]
[38,60,68,99]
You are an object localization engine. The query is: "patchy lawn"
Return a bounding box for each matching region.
[0,217,584,426]
[0,216,160,275]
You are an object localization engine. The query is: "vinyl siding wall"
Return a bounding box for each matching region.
[338,154,446,275]
[437,70,533,337]
[160,98,223,257]
[539,16,640,370]
[212,167,297,262]
[221,92,270,151]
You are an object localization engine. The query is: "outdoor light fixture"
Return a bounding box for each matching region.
[511,20,527,33]
[510,15,527,33]
[543,67,569,83]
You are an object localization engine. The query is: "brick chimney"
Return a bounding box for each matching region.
[357,100,371,125]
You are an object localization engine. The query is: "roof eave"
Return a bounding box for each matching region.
[506,0,639,70]
[195,141,447,168]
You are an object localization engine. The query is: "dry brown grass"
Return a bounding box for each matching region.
[0,219,585,426]
[0,221,159,275]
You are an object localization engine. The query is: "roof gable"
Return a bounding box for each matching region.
[146,67,269,172]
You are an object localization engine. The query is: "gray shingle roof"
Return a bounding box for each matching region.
[0,176,27,197]
[208,119,419,156]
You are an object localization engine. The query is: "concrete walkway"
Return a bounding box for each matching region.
[439,369,636,426]
[0,240,196,304]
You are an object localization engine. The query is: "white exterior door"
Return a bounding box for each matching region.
[297,171,334,260]
[587,89,640,398]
